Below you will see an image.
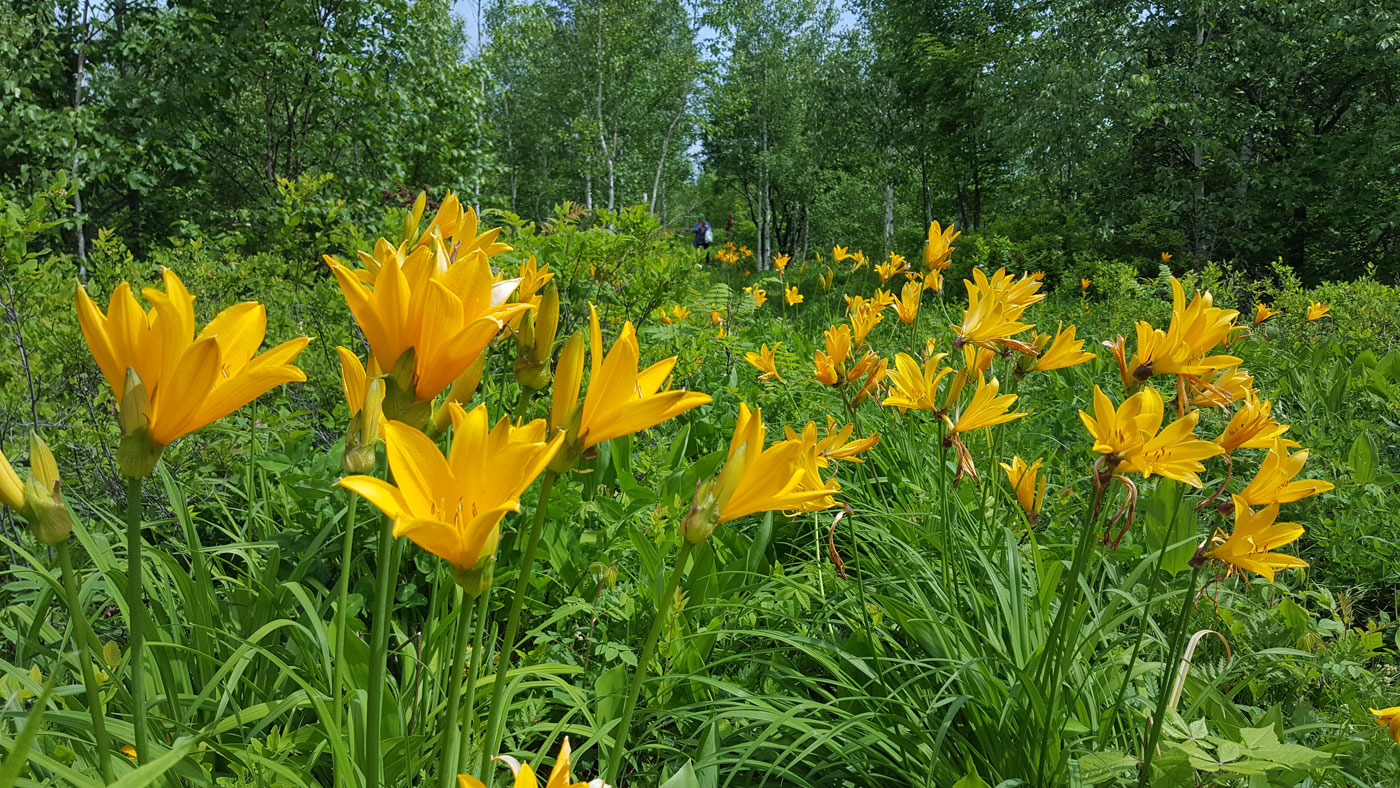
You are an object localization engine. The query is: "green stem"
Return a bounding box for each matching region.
[1138,563,1203,786]
[123,476,148,766]
[439,588,474,788]
[480,470,558,781]
[58,540,114,783]
[1098,495,1184,748]
[1034,481,1110,785]
[333,494,359,738]
[604,541,694,786]
[365,513,398,788]
[458,590,490,773]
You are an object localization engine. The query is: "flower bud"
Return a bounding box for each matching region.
[21,434,71,545]
[680,477,721,545]
[343,379,385,474]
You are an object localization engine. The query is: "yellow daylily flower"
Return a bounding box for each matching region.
[1306,301,1330,321]
[1124,408,1224,487]
[832,245,851,262]
[813,325,852,386]
[883,352,951,413]
[1080,278,1092,291]
[710,310,723,326]
[944,376,1024,435]
[871,288,898,313]
[1187,365,1255,408]
[1207,495,1308,581]
[339,403,563,594]
[1253,303,1279,325]
[1239,438,1334,507]
[681,403,839,544]
[744,343,785,383]
[773,253,790,274]
[1080,385,1223,486]
[1028,323,1096,372]
[1214,396,1296,453]
[849,303,884,345]
[784,285,804,306]
[550,305,712,462]
[1370,707,1400,744]
[1124,278,1241,384]
[749,287,768,307]
[1160,252,1172,263]
[326,237,528,408]
[923,221,959,271]
[671,305,691,321]
[850,250,869,271]
[783,416,880,466]
[460,737,591,788]
[895,280,921,325]
[951,268,1039,353]
[1001,455,1047,524]
[76,269,310,476]
[875,257,906,283]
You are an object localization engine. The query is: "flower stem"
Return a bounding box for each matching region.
[604,541,694,786]
[332,494,359,739]
[458,590,490,773]
[58,539,114,783]
[123,475,148,766]
[1138,563,1203,786]
[439,588,474,788]
[365,512,398,788]
[480,470,558,781]
[1034,481,1110,784]
[1098,494,1183,749]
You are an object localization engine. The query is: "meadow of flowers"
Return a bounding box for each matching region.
[3,194,1399,788]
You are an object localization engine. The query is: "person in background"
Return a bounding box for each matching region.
[691,216,713,263]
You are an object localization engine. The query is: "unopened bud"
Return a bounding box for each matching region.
[22,434,71,545]
[680,479,721,545]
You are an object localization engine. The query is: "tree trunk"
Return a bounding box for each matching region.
[71,0,91,277]
[650,97,687,214]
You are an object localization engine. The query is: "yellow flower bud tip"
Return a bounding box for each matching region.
[0,447,24,512]
[27,433,60,496]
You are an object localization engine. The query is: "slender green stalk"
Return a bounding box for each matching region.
[365,514,398,788]
[1138,563,1204,786]
[123,476,148,766]
[480,470,558,780]
[333,494,359,736]
[458,590,490,773]
[604,541,694,786]
[439,589,474,788]
[1034,481,1110,784]
[58,540,114,783]
[1098,495,1184,748]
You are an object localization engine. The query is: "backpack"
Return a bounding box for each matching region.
[704,226,714,244]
